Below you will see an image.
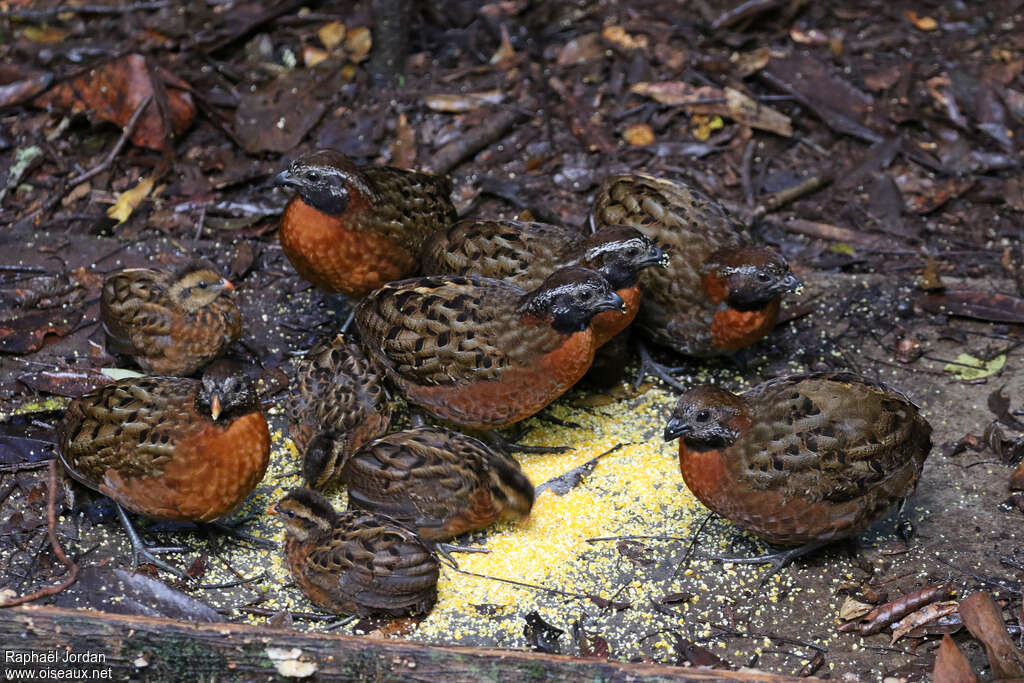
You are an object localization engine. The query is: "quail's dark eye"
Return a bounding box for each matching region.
[285,509,296,518]
[627,247,640,257]
[696,409,710,422]
[306,171,320,182]
[757,272,771,282]
[198,281,208,289]
[580,290,593,301]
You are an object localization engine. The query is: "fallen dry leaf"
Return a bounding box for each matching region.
[1011,460,1024,491]
[602,25,647,51]
[302,46,328,67]
[34,54,194,151]
[933,634,978,683]
[490,23,515,65]
[839,596,874,621]
[423,91,503,113]
[318,21,346,50]
[732,47,770,78]
[0,64,52,108]
[23,25,67,43]
[234,73,328,154]
[557,33,603,66]
[906,11,938,31]
[631,82,792,136]
[891,601,960,644]
[346,26,372,63]
[0,308,83,354]
[959,591,1024,680]
[622,123,655,146]
[107,176,155,224]
[916,290,1024,324]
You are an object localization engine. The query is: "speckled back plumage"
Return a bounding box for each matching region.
[279,491,439,616]
[420,220,585,291]
[593,174,764,356]
[57,376,270,522]
[360,166,457,254]
[101,264,241,376]
[285,334,391,456]
[736,373,930,504]
[673,372,931,547]
[355,275,563,387]
[338,426,534,539]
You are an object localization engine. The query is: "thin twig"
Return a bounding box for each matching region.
[0,460,79,608]
[0,1,169,19]
[67,96,153,188]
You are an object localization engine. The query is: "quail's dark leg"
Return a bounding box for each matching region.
[713,539,832,569]
[480,429,572,455]
[206,516,276,549]
[115,504,189,578]
[433,542,490,569]
[634,340,689,391]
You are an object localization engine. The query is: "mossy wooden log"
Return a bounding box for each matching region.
[0,605,813,681]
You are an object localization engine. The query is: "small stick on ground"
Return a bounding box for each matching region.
[66,95,153,188]
[428,108,526,175]
[0,460,79,608]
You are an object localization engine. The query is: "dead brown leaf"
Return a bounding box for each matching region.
[346,26,372,63]
[317,21,346,50]
[933,634,978,683]
[732,47,770,78]
[906,11,938,31]
[33,54,194,151]
[602,26,647,51]
[631,82,792,136]
[234,73,327,154]
[958,591,1024,680]
[0,308,83,354]
[915,290,1024,324]
[557,33,603,66]
[622,123,654,146]
[891,601,960,644]
[423,91,503,113]
[865,65,903,92]
[0,65,52,108]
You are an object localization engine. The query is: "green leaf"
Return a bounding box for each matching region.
[943,353,1005,381]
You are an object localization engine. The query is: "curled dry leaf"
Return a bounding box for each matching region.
[423,91,504,113]
[891,600,960,644]
[630,82,792,136]
[33,54,194,151]
[839,583,952,635]
[906,11,938,31]
[602,26,647,51]
[107,176,155,224]
[839,596,874,621]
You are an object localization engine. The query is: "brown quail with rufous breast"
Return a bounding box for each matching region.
[421,220,667,347]
[57,363,270,573]
[354,266,625,429]
[593,173,799,358]
[275,149,456,298]
[303,426,534,539]
[101,260,241,376]
[663,372,932,564]
[270,488,439,617]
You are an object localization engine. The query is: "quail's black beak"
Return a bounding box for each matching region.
[274,169,301,188]
[778,273,802,293]
[640,246,669,269]
[597,291,627,314]
[663,416,692,442]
